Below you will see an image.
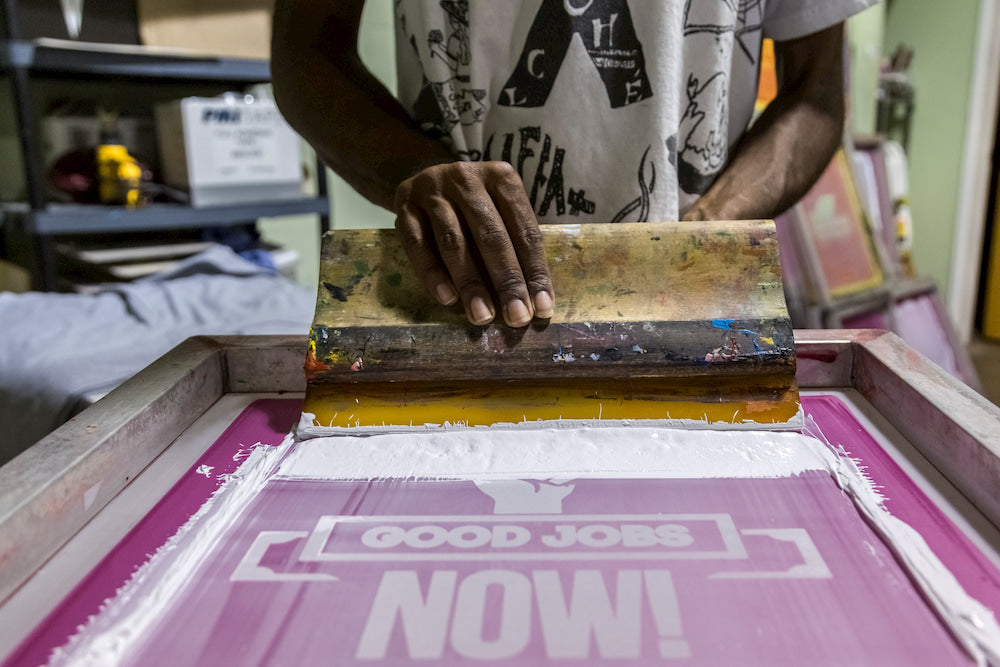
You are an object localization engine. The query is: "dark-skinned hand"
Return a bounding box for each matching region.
[394,161,555,328]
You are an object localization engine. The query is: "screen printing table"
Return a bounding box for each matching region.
[2,330,1000,665]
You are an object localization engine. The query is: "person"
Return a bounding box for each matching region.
[271,0,876,327]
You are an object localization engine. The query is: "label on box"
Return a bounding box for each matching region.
[181,100,301,186]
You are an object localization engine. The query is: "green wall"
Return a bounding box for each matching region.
[883,0,981,297]
[847,5,886,136]
[330,0,397,231]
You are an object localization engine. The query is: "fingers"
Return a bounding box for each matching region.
[450,168,533,327]
[394,200,460,306]
[394,162,554,327]
[426,195,498,326]
[396,175,498,326]
[487,164,555,319]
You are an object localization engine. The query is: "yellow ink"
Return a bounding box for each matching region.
[304,376,799,427]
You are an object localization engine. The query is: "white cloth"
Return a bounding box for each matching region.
[0,246,315,463]
[393,0,875,222]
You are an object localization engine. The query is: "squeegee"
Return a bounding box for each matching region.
[303,220,799,430]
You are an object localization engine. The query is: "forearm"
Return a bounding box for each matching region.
[685,88,843,220]
[684,25,845,221]
[271,1,553,328]
[270,0,454,210]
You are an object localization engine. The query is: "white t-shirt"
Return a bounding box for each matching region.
[394,0,875,222]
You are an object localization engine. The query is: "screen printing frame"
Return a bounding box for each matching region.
[2,329,999,614]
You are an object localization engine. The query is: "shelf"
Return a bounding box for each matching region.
[1,28,328,290]
[2,199,330,235]
[892,275,938,300]
[1,39,271,81]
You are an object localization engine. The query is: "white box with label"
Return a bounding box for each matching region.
[155,95,303,207]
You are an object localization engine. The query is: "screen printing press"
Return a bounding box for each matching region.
[3,223,1000,666]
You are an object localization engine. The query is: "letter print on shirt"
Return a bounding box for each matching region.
[683,0,764,64]
[403,0,489,145]
[500,0,654,109]
[678,71,729,196]
[678,0,763,196]
[493,1,657,221]
[610,146,656,223]
[483,127,596,217]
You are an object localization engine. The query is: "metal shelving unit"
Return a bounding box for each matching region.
[0,40,273,81]
[1,14,330,290]
[2,199,332,235]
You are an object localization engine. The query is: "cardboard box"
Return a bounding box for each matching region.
[154,96,303,207]
[136,0,274,60]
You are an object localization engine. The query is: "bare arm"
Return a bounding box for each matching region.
[271,0,553,327]
[682,24,845,221]
[271,0,448,207]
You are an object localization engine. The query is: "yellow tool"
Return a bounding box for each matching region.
[96,143,142,208]
[96,109,143,207]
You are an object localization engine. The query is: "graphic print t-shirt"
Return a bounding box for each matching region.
[394,0,875,222]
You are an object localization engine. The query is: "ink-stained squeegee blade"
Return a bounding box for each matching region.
[303,221,799,428]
